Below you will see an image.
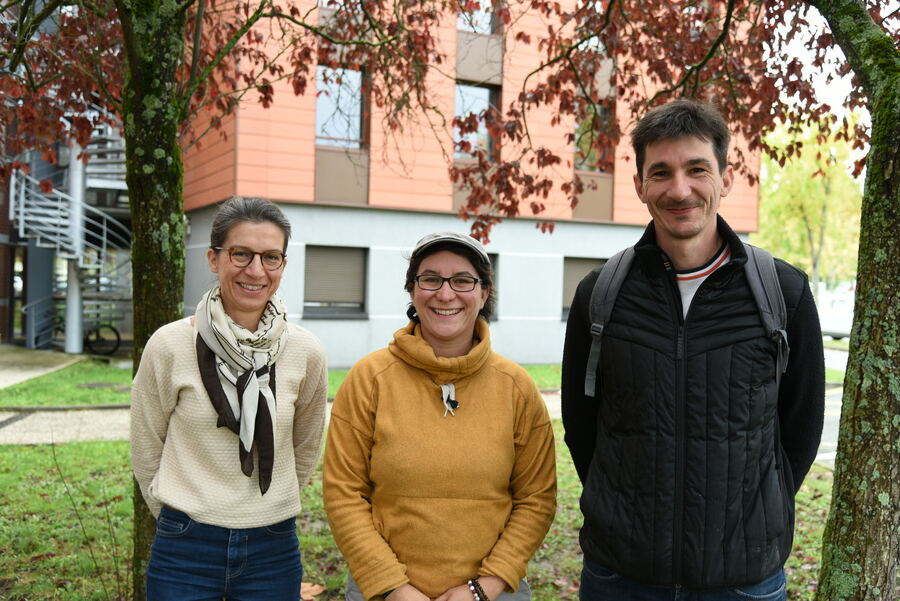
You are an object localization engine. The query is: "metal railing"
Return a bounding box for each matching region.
[84,121,127,182]
[9,169,131,266]
[20,295,60,350]
[10,131,133,350]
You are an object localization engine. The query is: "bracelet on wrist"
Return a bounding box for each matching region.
[467,578,491,601]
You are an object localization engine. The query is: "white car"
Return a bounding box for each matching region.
[818,286,854,340]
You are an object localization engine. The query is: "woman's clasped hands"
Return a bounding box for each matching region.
[432,576,506,601]
[387,575,506,601]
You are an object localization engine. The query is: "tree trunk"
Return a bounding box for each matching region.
[114,2,189,599]
[810,1,900,600]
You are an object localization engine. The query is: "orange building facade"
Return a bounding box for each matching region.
[181,2,760,366]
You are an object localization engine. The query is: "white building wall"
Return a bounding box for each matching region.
[185,203,646,368]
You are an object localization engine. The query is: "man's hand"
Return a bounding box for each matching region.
[385,583,431,601]
[434,576,506,601]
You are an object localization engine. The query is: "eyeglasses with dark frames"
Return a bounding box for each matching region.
[414,274,482,292]
[212,246,286,271]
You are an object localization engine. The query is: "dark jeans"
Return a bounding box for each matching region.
[579,557,787,601]
[146,506,303,601]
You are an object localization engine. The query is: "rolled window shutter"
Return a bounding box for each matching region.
[563,257,607,309]
[304,246,366,304]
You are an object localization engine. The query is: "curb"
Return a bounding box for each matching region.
[0,391,557,414]
[0,404,131,413]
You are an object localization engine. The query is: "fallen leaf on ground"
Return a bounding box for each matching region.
[301,582,326,600]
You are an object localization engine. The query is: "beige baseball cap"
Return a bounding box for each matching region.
[411,231,490,265]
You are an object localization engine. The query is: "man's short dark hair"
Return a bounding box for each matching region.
[631,98,731,177]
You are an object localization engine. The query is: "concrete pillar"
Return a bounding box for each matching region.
[65,259,83,353]
[0,184,11,341]
[24,240,54,349]
[64,143,84,354]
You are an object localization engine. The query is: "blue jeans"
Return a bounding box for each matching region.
[146,506,303,601]
[579,557,787,601]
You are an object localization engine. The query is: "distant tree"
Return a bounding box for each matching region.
[753,121,863,295]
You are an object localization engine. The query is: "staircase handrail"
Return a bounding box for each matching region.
[82,203,132,250]
[12,169,132,257]
[10,169,78,256]
[20,293,57,316]
[20,294,60,349]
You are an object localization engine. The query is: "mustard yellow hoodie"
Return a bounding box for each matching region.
[324,320,556,600]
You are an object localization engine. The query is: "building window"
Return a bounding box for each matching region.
[304,245,367,317]
[316,66,364,148]
[454,83,499,159]
[574,104,613,172]
[457,1,495,34]
[487,252,498,321]
[562,257,606,319]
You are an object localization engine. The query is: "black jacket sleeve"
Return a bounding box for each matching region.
[776,273,825,494]
[561,269,602,484]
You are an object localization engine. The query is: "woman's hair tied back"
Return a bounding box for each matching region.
[404,231,496,320]
[210,196,292,252]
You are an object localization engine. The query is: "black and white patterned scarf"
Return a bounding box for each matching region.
[194,286,288,494]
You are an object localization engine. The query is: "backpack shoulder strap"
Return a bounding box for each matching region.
[584,246,635,397]
[743,243,790,387]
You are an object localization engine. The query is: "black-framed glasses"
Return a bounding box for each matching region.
[414,274,482,292]
[212,246,286,270]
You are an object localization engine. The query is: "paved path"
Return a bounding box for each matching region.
[824,348,848,372]
[0,386,837,466]
[0,392,563,446]
[0,342,839,468]
[0,343,83,388]
[0,407,131,445]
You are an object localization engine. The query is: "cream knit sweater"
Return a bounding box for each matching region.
[130,318,327,528]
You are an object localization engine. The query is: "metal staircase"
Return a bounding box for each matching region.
[10,124,132,351]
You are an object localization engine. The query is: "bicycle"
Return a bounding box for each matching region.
[84,323,121,356]
[53,321,122,356]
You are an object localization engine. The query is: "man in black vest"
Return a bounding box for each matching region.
[561,98,825,600]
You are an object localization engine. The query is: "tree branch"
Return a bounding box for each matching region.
[809,0,900,100]
[646,0,738,106]
[183,0,207,99]
[179,0,270,119]
[262,10,400,47]
[516,0,619,147]
[8,0,66,71]
[38,34,123,114]
[879,6,899,26]
[110,0,143,92]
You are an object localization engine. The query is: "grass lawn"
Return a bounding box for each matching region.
[822,339,850,351]
[522,364,563,389]
[0,363,564,408]
[825,367,845,385]
[0,422,831,601]
[3,356,845,408]
[0,441,133,600]
[0,360,132,408]
[3,358,845,410]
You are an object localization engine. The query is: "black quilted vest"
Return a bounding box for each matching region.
[579,239,796,589]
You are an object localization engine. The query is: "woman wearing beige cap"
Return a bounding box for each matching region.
[324,232,557,601]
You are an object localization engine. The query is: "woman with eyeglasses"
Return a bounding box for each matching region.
[324,232,556,601]
[131,196,327,600]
